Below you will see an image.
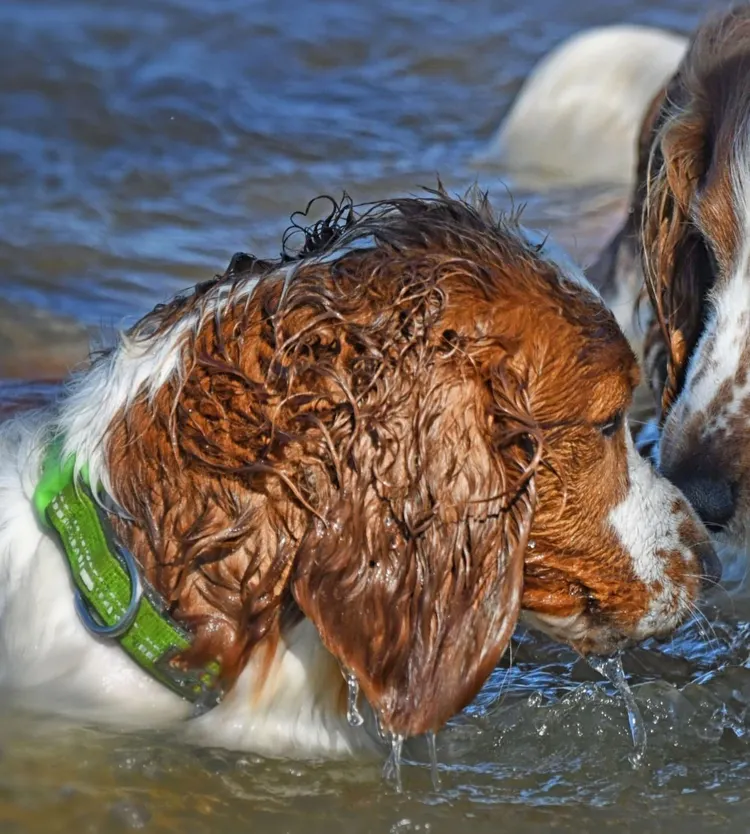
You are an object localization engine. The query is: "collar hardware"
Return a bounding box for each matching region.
[73,538,143,639]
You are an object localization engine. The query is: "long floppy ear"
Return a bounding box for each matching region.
[641,88,714,418]
[290,358,538,738]
[628,84,673,403]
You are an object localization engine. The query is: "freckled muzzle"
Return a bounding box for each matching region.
[628,494,720,644]
[622,496,720,646]
[522,444,720,657]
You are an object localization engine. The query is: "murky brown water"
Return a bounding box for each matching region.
[5,0,750,831]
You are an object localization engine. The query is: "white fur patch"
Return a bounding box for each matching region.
[520,610,590,644]
[609,427,698,636]
[56,272,273,497]
[187,619,377,758]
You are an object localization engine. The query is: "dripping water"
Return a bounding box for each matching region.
[342,669,364,727]
[426,731,441,790]
[383,733,405,793]
[587,653,647,767]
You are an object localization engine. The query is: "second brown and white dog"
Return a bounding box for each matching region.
[576,9,750,586]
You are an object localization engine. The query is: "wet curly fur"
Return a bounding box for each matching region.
[106,190,541,735]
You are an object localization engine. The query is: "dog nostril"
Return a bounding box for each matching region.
[670,474,735,531]
[694,539,723,589]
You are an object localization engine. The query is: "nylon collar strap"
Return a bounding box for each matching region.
[33,439,223,713]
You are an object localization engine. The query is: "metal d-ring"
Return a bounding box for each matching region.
[74,545,143,639]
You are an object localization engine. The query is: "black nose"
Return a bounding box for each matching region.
[669,473,735,532]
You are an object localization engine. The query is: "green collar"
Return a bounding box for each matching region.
[33,439,223,713]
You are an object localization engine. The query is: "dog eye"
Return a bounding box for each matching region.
[598,411,624,438]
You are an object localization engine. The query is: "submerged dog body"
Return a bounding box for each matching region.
[478,24,687,367]
[0,194,715,757]
[476,25,687,189]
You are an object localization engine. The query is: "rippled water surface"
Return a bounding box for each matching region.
[3,0,749,831]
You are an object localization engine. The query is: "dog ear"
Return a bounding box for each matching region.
[290,363,538,738]
[641,84,715,418]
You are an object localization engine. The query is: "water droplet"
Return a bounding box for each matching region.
[426,731,441,790]
[527,690,544,708]
[343,668,364,727]
[376,714,389,742]
[587,653,647,767]
[528,540,536,550]
[383,733,404,793]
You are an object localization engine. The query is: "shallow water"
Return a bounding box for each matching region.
[2,0,747,831]
[6,614,750,833]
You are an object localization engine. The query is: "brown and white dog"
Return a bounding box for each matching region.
[593,8,750,585]
[0,192,717,758]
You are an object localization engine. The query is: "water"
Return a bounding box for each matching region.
[384,734,405,794]
[427,732,441,791]
[587,654,648,767]
[1,0,746,831]
[344,668,365,728]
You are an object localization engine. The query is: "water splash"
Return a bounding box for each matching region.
[383,733,405,793]
[343,669,364,727]
[426,731,441,790]
[587,653,647,767]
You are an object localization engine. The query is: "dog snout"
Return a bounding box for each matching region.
[665,465,736,533]
[668,479,724,588]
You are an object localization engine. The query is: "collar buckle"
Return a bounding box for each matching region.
[73,543,143,639]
